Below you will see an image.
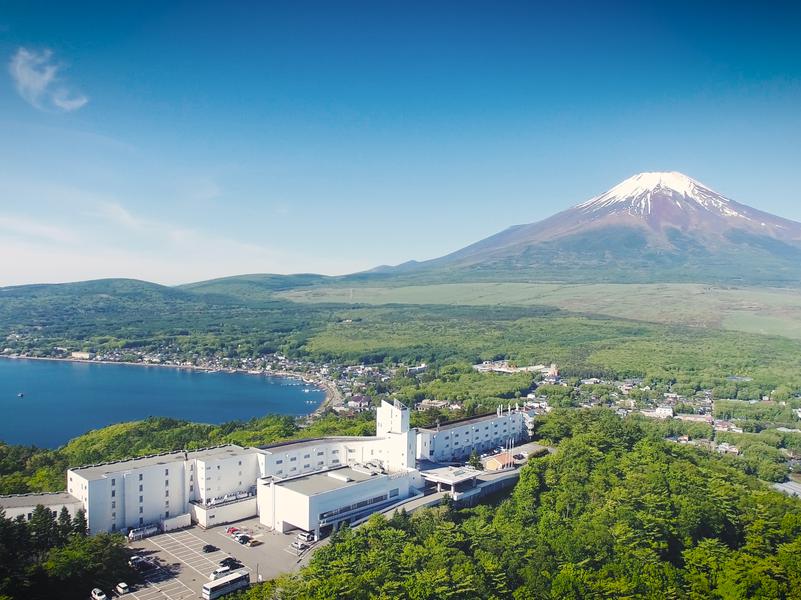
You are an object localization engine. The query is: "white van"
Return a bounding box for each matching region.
[296,531,314,543]
[210,566,231,581]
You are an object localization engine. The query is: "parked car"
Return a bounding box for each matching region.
[290,540,308,551]
[296,531,314,542]
[247,539,262,547]
[236,534,251,544]
[226,527,240,535]
[115,582,130,595]
[137,558,157,572]
[202,544,218,553]
[127,556,143,567]
[219,557,242,568]
[513,454,524,460]
[90,589,107,600]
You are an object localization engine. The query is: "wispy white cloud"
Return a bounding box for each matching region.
[8,47,88,112]
[0,214,77,243]
[92,201,146,231]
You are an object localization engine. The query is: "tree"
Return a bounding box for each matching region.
[72,509,88,536]
[28,504,57,558]
[467,450,483,470]
[57,507,73,545]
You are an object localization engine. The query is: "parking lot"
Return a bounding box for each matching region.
[122,520,313,600]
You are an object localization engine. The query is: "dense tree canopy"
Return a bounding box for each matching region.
[233,410,801,599]
[0,506,131,600]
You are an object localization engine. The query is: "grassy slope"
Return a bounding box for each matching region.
[277,282,801,340]
[303,307,801,391]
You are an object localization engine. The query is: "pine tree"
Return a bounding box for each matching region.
[72,508,88,536]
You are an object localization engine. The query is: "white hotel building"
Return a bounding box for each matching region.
[4,401,535,538]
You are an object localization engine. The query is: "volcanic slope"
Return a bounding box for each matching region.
[386,171,801,285]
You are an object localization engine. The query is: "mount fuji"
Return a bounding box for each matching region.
[381,172,801,285]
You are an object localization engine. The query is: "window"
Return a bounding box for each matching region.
[332,449,339,455]
[139,517,143,525]
[165,479,169,486]
[111,478,116,486]
[165,468,169,476]
[190,485,194,492]
[139,485,143,492]
[290,457,297,462]
[165,511,169,518]
[165,490,169,497]
[389,488,399,498]
[318,461,324,466]
[317,451,324,456]
[111,511,116,518]
[276,459,283,465]
[190,475,193,482]
[190,464,194,471]
[217,465,220,470]
[276,469,283,475]
[111,490,116,497]
[112,501,116,509]
[139,495,143,503]
[139,473,143,480]
[238,460,242,466]
[303,464,310,469]
[303,454,310,459]
[165,500,169,507]
[290,467,297,472]
[332,459,340,464]
[139,507,143,514]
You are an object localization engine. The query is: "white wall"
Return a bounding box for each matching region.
[258,472,413,535]
[192,497,258,528]
[420,412,529,463]
[197,453,259,503]
[0,499,83,522]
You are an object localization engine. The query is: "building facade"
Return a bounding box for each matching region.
[60,400,533,535]
[416,405,535,463]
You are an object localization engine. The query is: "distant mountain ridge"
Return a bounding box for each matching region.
[384,171,801,285]
[2,172,801,297]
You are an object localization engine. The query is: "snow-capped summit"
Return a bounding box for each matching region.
[376,170,801,285]
[578,171,743,219]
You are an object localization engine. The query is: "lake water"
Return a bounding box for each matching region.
[0,358,325,448]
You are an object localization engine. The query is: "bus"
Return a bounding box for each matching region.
[201,570,250,599]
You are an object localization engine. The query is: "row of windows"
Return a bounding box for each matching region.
[443,426,509,440]
[319,492,390,521]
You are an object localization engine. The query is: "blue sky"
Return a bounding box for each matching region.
[2,0,800,285]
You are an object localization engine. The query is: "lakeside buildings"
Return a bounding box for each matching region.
[3,401,534,539]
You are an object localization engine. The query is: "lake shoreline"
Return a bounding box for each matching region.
[0,354,332,415]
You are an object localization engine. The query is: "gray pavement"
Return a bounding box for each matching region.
[125,520,312,600]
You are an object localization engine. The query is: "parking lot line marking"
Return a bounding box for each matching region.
[148,536,211,579]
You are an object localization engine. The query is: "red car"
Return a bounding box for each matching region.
[226,527,240,535]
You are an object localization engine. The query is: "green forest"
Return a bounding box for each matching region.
[232,410,801,600]
[0,505,132,600]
